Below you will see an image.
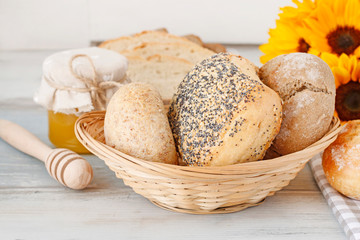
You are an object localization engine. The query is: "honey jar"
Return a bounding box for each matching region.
[34,47,129,153]
[48,110,88,153]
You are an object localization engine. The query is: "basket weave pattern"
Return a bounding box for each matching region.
[75,111,341,214]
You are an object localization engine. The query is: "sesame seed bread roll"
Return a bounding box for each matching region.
[168,53,282,167]
[259,53,335,157]
[105,83,178,165]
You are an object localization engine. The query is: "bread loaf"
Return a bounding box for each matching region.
[183,34,227,53]
[121,42,215,65]
[104,83,178,165]
[322,120,360,200]
[182,34,204,46]
[259,53,336,157]
[99,30,199,53]
[100,30,214,100]
[126,55,193,100]
[168,53,282,166]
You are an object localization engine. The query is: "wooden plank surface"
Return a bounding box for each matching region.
[0,47,346,240]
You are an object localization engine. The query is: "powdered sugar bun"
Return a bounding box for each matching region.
[322,120,360,200]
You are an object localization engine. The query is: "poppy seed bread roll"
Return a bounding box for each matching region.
[105,83,178,165]
[168,53,282,166]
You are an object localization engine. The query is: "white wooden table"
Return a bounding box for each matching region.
[0,47,346,240]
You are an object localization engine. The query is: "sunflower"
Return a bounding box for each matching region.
[261,0,360,122]
[304,0,360,57]
[260,21,315,63]
[302,0,360,121]
[278,0,317,23]
[260,0,318,64]
[322,52,360,121]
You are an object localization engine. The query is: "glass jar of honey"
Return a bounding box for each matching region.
[48,110,89,153]
[33,47,129,153]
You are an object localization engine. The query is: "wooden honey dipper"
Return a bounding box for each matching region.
[0,119,93,190]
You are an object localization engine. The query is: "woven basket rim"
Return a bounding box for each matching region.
[74,110,342,214]
[75,110,342,172]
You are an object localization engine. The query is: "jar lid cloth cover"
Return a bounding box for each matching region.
[34,47,129,115]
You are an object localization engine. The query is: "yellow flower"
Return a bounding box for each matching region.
[322,53,360,86]
[260,0,360,122]
[279,0,317,23]
[260,20,316,64]
[304,0,360,57]
[321,52,360,121]
[260,0,318,64]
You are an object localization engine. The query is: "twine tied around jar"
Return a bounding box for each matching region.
[44,54,128,111]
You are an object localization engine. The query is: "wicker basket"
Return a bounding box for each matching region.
[75,111,342,214]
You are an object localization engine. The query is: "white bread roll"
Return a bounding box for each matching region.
[168,53,282,167]
[104,83,178,165]
[322,120,360,200]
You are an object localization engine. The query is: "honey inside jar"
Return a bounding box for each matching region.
[48,110,89,154]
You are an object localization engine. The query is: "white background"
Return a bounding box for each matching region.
[0,0,293,50]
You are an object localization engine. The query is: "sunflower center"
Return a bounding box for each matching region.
[336,81,360,121]
[327,26,360,55]
[297,38,310,52]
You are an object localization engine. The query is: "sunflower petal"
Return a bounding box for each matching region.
[317,1,337,31]
[344,0,360,26]
[308,48,321,57]
[339,54,350,70]
[349,55,357,80]
[354,46,360,58]
[321,52,339,67]
[333,0,346,23]
[304,17,325,35]
[333,66,351,85]
[310,35,332,52]
[353,60,360,82]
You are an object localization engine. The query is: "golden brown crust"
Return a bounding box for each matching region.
[203,43,227,53]
[99,30,226,55]
[183,34,227,53]
[132,30,192,43]
[98,36,132,49]
[168,53,282,166]
[153,28,169,33]
[99,30,197,51]
[322,120,360,200]
[182,34,204,46]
